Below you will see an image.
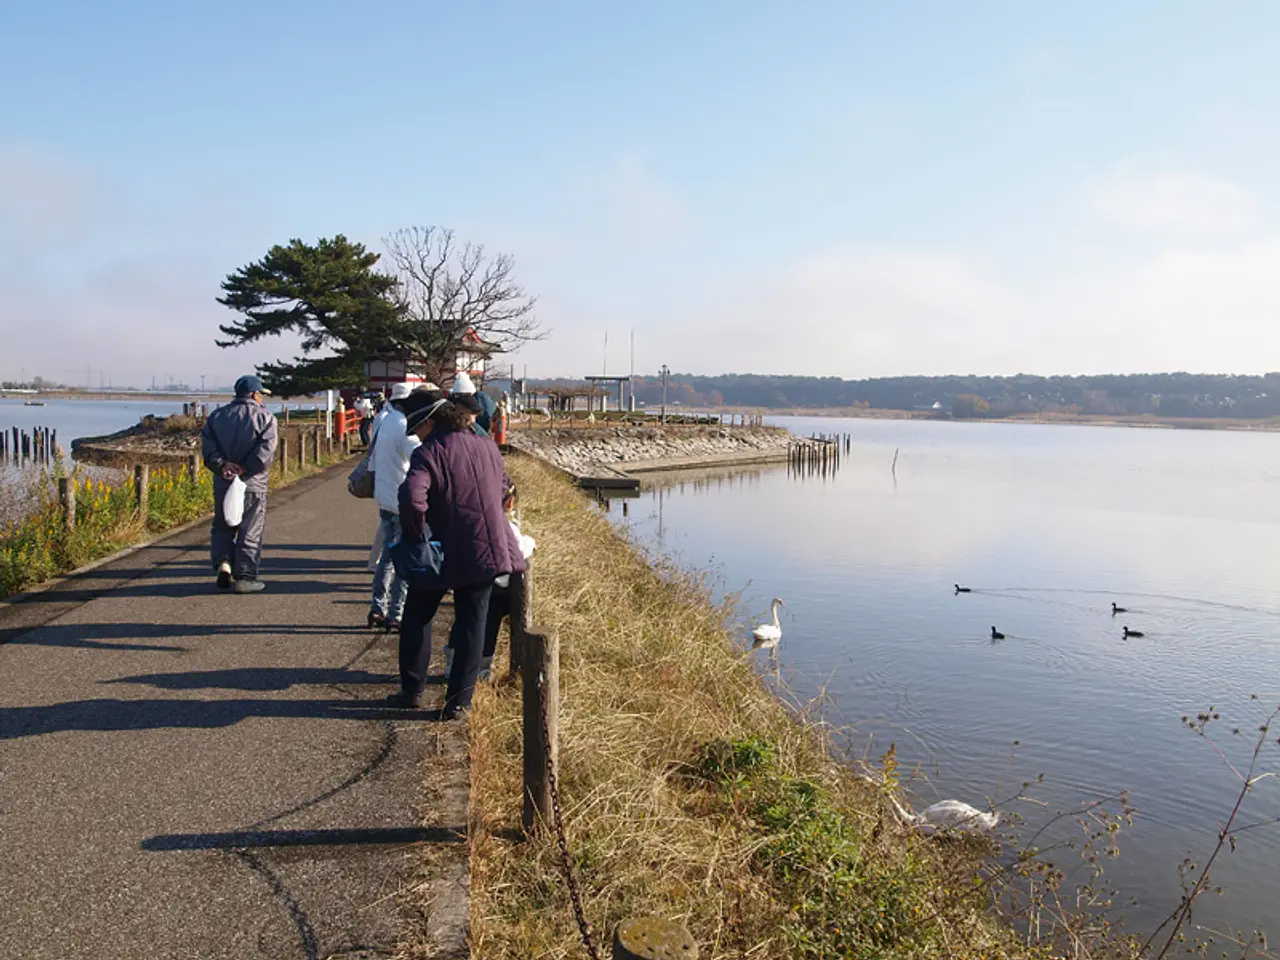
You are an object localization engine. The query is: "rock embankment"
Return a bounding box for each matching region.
[510,426,793,476]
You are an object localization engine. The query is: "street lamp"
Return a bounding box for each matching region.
[660,364,670,424]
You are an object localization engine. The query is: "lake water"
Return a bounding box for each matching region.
[612,416,1280,946]
[0,397,188,462]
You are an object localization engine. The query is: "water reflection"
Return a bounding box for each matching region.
[610,417,1280,943]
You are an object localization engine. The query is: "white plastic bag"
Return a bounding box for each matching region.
[223,476,247,527]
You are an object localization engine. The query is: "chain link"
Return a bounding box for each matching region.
[537,669,601,960]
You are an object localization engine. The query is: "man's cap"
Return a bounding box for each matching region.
[452,393,482,415]
[234,375,271,397]
[389,382,414,402]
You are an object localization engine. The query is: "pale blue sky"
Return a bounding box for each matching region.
[2,2,1278,386]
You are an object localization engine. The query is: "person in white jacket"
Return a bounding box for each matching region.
[368,383,423,629]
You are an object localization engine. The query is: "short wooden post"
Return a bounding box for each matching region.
[280,437,290,476]
[612,918,699,959]
[522,627,559,835]
[312,428,321,465]
[297,431,305,469]
[508,562,533,674]
[58,477,76,530]
[188,453,201,482]
[134,464,149,516]
[283,403,290,424]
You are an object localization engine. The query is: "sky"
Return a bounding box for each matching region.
[2,1,1279,387]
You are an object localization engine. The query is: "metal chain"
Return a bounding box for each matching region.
[538,669,602,960]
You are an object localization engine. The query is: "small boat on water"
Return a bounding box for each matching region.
[23,400,46,406]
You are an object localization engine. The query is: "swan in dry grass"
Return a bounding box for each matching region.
[752,598,784,650]
[888,795,1001,837]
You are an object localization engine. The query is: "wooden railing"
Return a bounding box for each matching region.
[505,561,699,958]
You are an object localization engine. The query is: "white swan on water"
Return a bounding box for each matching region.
[888,794,1001,837]
[752,598,784,650]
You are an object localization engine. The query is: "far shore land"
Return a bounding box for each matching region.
[703,405,1280,433]
[8,390,1280,433]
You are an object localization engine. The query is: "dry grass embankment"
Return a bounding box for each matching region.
[467,456,1056,959]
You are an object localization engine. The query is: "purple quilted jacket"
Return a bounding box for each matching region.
[398,427,526,589]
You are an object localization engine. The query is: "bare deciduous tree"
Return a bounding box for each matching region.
[382,226,543,385]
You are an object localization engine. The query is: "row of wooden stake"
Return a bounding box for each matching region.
[505,563,698,959]
[1,426,60,466]
[49,428,337,530]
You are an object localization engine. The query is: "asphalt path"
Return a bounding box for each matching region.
[0,467,459,959]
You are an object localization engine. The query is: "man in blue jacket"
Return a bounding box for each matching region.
[201,375,279,593]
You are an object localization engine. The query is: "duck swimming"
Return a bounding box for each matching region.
[1123,626,1144,638]
[990,626,1005,640]
[954,584,972,594]
[1112,602,1128,615]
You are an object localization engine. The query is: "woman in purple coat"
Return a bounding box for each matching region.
[394,395,526,718]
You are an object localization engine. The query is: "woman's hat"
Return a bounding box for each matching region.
[403,390,448,434]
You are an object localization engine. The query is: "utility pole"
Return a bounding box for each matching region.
[201,374,206,394]
[660,364,669,425]
[629,330,635,412]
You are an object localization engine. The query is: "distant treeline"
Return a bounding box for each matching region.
[532,373,1280,419]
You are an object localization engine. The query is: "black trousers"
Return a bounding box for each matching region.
[483,583,512,659]
[399,582,493,713]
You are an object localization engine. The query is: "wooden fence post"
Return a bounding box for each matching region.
[188,453,201,482]
[58,477,76,531]
[312,428,321,465]
[297,431,305,470]
[612,918,699,959]
[280,437,290,476]
[522,627,559,835]
[134,464,149,516]
[508,562,533,674]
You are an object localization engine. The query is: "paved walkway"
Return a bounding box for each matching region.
[0,467,467,959]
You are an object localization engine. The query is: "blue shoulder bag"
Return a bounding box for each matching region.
[389,527,447,590]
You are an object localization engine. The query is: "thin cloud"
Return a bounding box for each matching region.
[596,150,689,238]
[1086,169,1258,241]
[0,142,122,247]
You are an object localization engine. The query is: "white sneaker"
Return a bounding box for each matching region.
[216,560,233,591]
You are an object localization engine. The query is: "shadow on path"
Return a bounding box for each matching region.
[104,667,395,691]
[142,826,465,851]
[0,697,439,740]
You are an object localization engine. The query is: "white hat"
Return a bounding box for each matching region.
[451,372,477,395]
[389,382,414,401]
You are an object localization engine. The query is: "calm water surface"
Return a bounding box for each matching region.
[612,416,1280,945]
[0,398,187,462]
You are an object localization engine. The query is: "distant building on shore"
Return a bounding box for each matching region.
[362,330,499,394]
